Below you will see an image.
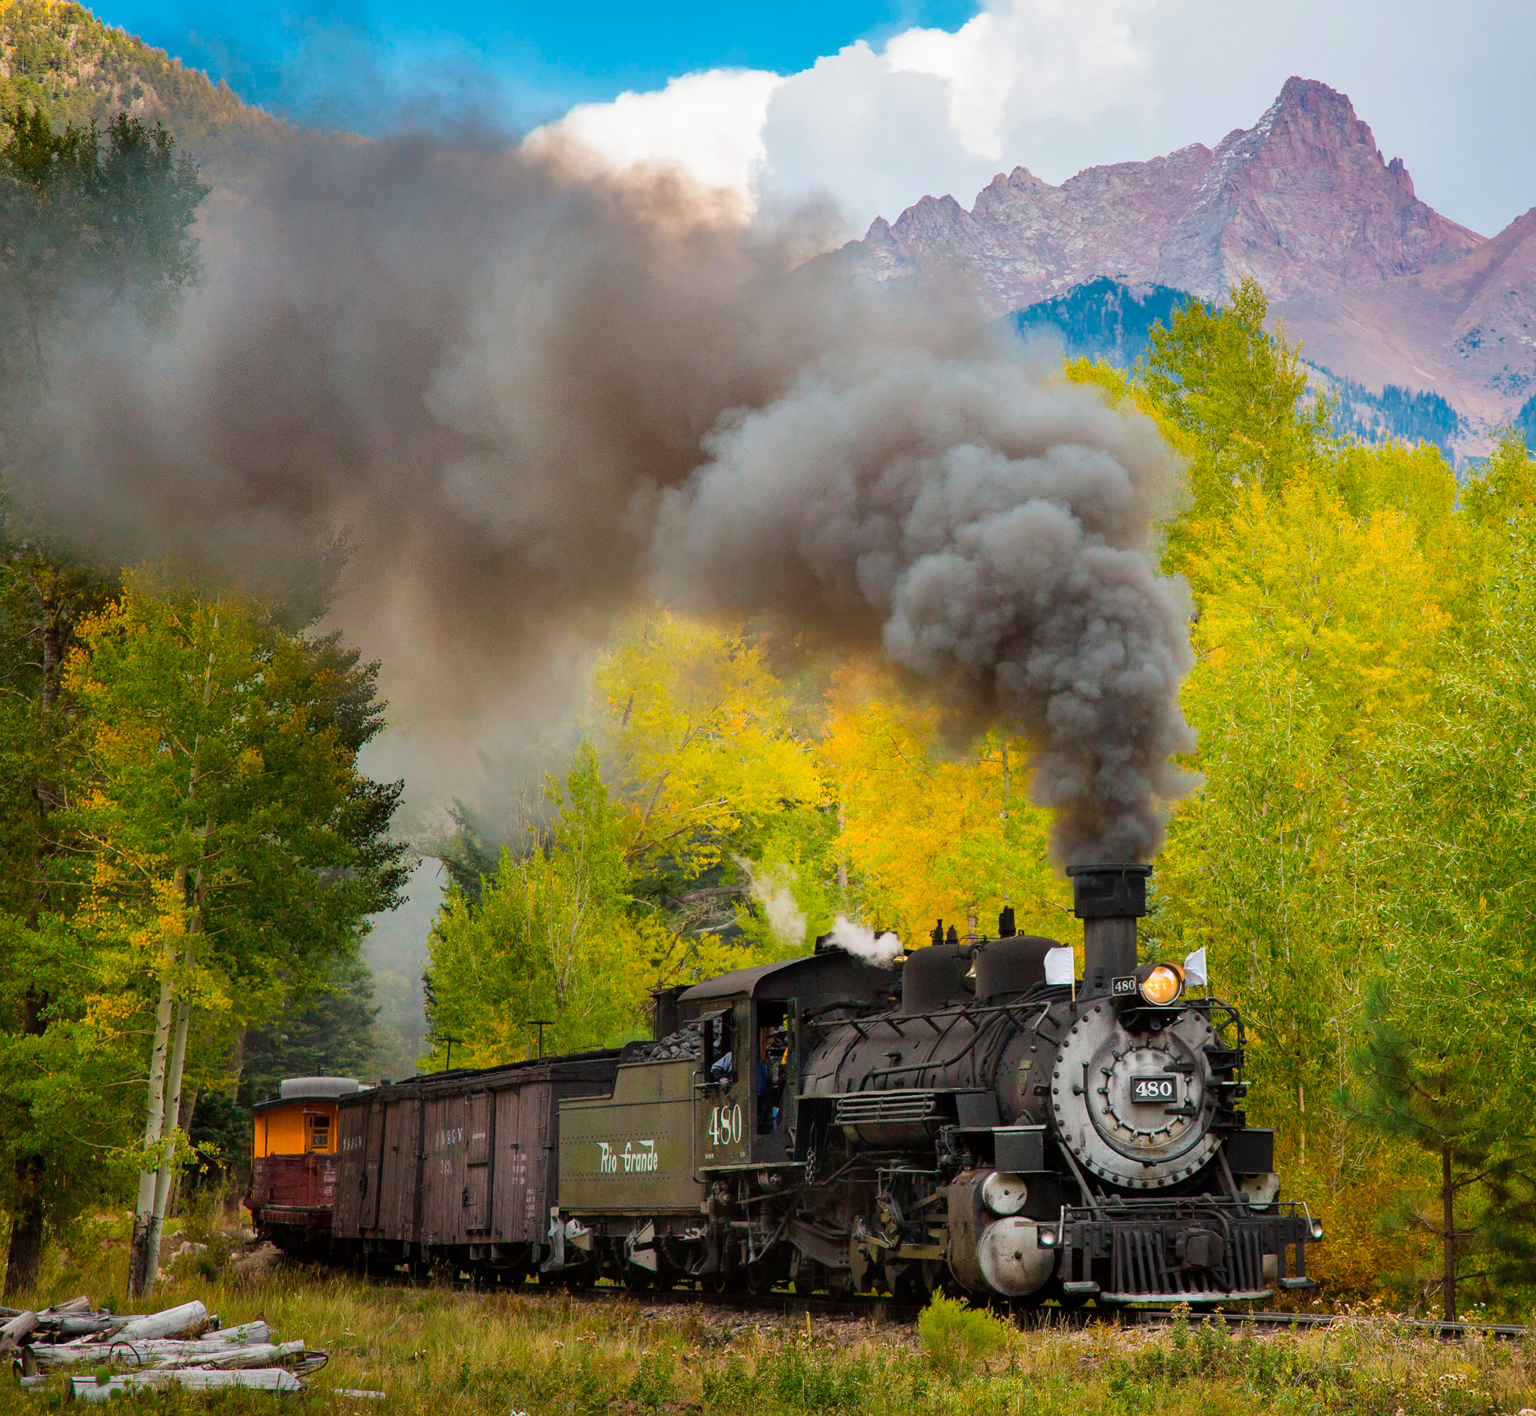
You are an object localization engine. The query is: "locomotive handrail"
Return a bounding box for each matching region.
[1056,1138,1104,1217]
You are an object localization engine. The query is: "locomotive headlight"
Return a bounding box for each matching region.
[1139,964,1185,1006]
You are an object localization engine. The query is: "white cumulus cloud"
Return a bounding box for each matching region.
[524,68,784,220]
[524,0,1155,236]
[884,0,1151,159]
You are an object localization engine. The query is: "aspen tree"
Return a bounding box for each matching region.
[67,574,404,1295]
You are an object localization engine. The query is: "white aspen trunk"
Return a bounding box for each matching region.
[136,620,219,1294]
[128,935,177,1297]
[142,945,195,1296]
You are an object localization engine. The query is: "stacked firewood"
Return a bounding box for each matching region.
[1,1297,330,1401]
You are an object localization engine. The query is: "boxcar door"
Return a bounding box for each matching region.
[361,1100,387,1233]
[523,1083,552,1251]
[422,1093,468,1246]
[382,1094,423,1244]
[333,1102,367,1238]
[491,1086,526,1244]
[465,1090,492,1233]
[696,1000,750,1170]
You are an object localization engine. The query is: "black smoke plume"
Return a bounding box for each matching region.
[13,131,1195,865]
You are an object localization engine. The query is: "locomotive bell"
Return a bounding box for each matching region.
[1066,863,1151,997]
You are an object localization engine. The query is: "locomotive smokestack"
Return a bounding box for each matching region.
[1066,864,1151,997]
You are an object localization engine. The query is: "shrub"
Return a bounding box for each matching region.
[918,1291,1008,1375]
[701,1352,758,1410]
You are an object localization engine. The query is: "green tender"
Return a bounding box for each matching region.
[559,1060,706,1214]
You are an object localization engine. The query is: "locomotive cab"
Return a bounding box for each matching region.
[680,950,897,1167]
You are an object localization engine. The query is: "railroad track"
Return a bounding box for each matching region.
[461,1277,1529,1341]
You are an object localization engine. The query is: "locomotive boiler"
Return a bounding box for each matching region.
[308,864,1318,1305]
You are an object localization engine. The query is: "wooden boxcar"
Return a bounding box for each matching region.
[248,1076,361,1254]
[331,1052,620,1276]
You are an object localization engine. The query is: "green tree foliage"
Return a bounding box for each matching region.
[821,666,1067,945]
[0,99,405,1291]
[58,571,405,1293]
[0,569,407,1294]
[1104,277,1536,1309]
[0,103,207,382]
[594,613,826,892]
[1349,980,1536,1320]
[1344,513,1536,1314]
[1461,426,1536,530]
[424,744,653,1066]
[67,575,404,990]
[0,101,212,1295]
[1149,469,1453,1154]
[1137,276,1333,573]
[241,950,379,1104]
[185,1088,253,1191]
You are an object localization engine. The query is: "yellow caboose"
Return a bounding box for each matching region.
[247,1076,362,1255]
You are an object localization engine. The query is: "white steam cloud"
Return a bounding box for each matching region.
[736,857,809,948]
[829,916,905,968]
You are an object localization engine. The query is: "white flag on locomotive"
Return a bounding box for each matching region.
[1183,947,1208,986]
[1044,947,1076,986]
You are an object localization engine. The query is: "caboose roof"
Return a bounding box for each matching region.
[252,1076,363,1110]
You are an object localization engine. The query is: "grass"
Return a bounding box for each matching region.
[5,1262,1536,1416]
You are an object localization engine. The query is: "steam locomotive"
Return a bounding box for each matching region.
[252,864,1319,1305]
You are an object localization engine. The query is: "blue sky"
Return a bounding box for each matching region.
[95,0,979,129]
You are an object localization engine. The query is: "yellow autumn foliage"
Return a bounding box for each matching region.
[820,665,1071,948]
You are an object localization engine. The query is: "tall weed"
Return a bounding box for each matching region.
[918,1290,1009,1374]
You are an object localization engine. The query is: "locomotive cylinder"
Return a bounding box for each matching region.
[1068,863,1151,996]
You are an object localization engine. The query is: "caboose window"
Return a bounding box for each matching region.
[306,1114,331,1152]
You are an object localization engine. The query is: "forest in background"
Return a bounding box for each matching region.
[0,73,1532,1320]
[1004,276,1470,458]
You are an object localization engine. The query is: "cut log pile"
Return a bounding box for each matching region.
[1,1296,331,1400]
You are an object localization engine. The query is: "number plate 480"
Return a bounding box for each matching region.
[1130,1075,1177,1103]
[708,1103,742,1147]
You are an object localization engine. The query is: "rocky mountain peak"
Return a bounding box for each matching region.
[839,77,1484,315]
